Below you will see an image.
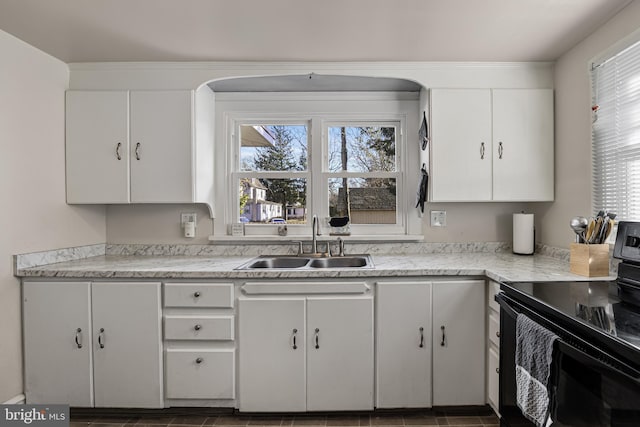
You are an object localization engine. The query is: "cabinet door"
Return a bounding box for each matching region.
[492,89,554,201]
[23,281,93,406]
[307,297,374,411]
[66,91,130,203]
[91,282,163,408]
[238,297,306,412]
[432,280,485,406]
[376,282,432,408]
[431,89,492,201]
[130,91,194,203]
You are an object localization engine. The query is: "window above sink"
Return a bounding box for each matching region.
[212,90,423,240]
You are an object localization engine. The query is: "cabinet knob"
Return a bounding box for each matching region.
[194,324,202,331]
[196,358,203,364]
[194,291,201,298]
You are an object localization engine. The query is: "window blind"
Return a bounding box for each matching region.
[591,39,640,220]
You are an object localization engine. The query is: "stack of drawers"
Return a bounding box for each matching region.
[163,282,236,401]
[486,280,501,414]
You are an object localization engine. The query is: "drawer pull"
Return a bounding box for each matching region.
[135,142,141,160]
[75,328,83,349]
[193,291,201,298]
[98,328,105,349]
[115,142,122,160]
[440,325,446,347]
[314,328,320,349]
[292,328,298,350]
[496,331,500,338]
[196,357,203,364]
[194,324,202,331]
[496,367,500,374]
[419,327,424,348]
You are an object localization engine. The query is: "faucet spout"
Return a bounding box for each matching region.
[312,214,321,254]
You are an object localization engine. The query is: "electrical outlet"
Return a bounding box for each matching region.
[181,213,197,226]
[430,210,446,227]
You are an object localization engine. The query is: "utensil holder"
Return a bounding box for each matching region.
[569,243,610,277]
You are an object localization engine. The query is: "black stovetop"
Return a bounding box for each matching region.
[502,280,640,352]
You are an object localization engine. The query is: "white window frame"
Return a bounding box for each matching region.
[212,92,421,239]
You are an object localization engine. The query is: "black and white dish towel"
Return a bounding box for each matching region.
[515,313,558,427]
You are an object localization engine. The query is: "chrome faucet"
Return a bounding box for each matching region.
[311,214,321,254]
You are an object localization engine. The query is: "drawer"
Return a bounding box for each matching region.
[164,283,233,308]
[488,309,500,347]
[487,280,500,313]
[488,346,499,412]
[165,348,235,399]
[165,315,234,340]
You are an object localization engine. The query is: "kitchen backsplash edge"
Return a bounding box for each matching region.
[13,243,107,272]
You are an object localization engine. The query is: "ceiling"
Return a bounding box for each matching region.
[0,0,633,63]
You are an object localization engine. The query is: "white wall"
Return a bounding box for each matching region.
[0,30,106,402]
[533,0,640,248]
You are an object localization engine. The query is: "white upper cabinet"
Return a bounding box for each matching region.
[129,91,194,203]
[430,88,554,202]
[66,91,130,203]
[492,89,554,201]
[65,88,215,211]
[431,89,493,201]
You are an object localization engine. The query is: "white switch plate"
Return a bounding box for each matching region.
[181,213,197,226]
[430,210,446,227]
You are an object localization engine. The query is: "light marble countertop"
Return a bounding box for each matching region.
[14,252,614,283]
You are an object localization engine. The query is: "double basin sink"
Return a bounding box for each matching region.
[236,254,373,270]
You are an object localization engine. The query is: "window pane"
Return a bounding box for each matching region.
[328,126,396,172]
[239,178,307,224]
[329,178,396,224]
[240,125,308,172]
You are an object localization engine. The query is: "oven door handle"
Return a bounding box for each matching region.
[496,292,518,318]
[557,340,640,385]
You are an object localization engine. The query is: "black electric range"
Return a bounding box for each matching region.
[497,221,640,427]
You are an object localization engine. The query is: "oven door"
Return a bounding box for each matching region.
[497,293,640,427]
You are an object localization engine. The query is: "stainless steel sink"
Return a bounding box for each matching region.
[244,257,311,269]
[308,256,369,268]
[235,254,373,270]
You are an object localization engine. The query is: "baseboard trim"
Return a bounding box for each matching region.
[3,394,26,404]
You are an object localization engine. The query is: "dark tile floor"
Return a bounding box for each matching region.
[70,408,499,427]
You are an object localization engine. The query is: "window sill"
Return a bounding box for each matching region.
[208,234,425,243]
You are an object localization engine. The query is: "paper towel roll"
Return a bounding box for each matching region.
[513,213,534,255]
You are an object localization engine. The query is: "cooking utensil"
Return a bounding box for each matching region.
[585,219,596,242]
[570,216,589,243]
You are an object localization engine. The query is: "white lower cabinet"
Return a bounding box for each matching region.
[165,349,235,399]
[432,280,486,406]
[376,281,432,408]
[163,282,236,402]
[23,281,163,408]
[487,280,501,414]
[238,295,374,412]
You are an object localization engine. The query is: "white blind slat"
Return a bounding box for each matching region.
[592,38,640,220]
